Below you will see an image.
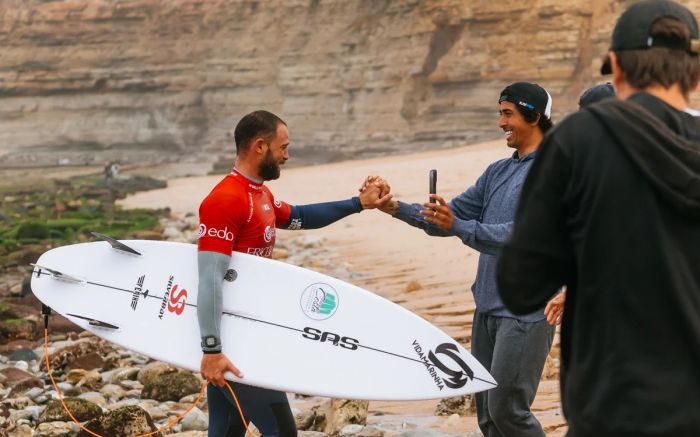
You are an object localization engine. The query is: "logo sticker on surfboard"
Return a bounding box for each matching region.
[300,283,339,320]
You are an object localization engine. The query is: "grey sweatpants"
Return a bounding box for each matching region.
[472,311,555,437]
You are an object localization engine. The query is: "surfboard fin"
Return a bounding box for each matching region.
[30,264,85,284]
[66,313,120,330]
[91,232,142,256]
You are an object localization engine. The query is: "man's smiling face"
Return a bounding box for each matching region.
[498,100,536,149]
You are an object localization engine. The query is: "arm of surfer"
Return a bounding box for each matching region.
[280,180,392,230]
[197,250,243,386]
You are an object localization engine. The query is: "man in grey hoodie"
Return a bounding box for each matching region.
[366,82,561,437]
[498,1,700,436]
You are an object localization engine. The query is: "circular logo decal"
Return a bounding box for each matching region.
[197,224,206,239]
[300,283,339,320]
[263,225,275,243]
[274,199,282,208]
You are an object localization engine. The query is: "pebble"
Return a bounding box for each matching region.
[24,387,44,400]
[181,407,208,431]
[24,405,44,421]
[77,391,107,408]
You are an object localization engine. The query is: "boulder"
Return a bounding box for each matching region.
[0,339,35,357]
[141,371,200,402]
[0,367,44,397]
[24,405,44,421]
[24,387,45,401]
[100,383,126,401]
[4,396,32,409]
[8,347,38,362]
[0,318,36,343]
[66,369,101,389]
[40,398,103,423]
[66,352,105,372]
[77,392,108,408]
[35,421,79,437]
[306,399,369,435]
[137,361,177,385]
[78,405,161,437]
[106,367,139,384]
[42,339,117,373]
[180,407,208,431]
[296,409,320,431]
[435,395,476,416]
[138,400,168,421]
[8,424,32,437]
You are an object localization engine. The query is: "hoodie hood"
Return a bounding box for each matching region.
[588,95,700,218]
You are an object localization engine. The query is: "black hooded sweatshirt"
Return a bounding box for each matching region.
[497,92,700,437]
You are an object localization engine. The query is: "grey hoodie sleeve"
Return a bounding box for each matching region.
[197,250,231,353]
[393,172,512,256]
[449,218,513,256]
[448,171,514,255]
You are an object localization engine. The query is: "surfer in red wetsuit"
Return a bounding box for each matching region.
[197,110,391,437]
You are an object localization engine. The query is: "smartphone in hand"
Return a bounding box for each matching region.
[429,169,437,203]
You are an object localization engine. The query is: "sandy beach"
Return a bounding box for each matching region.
[120,140,567,436]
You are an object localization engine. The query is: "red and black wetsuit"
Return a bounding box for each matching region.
[197,168,363,437]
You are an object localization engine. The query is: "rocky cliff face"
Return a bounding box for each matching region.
[1,0,699,168]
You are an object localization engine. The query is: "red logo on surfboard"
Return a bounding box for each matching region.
[167,285,187,315]
[159,276,187,319]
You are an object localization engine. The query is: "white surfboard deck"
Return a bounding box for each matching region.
[31,239,496,400]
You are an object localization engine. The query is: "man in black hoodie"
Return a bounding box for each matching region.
[496,1,700,436]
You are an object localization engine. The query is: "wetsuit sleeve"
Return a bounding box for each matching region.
[279,198,363,230]
[197,251,230,353]
[497,136,575,314]
[197,194,246,352]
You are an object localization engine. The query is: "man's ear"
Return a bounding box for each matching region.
[531,113,541,127]
[251,137,267,155]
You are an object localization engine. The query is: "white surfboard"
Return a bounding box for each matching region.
[30,237,496,400]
